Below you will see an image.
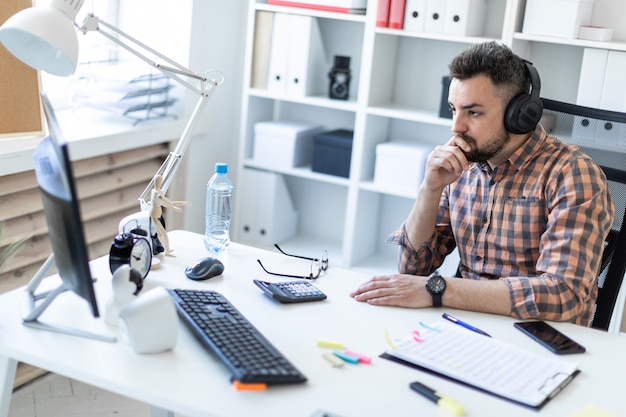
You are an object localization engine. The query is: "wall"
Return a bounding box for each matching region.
[180,1,248,234]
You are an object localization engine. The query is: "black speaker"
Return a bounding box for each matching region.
[328,55,351,100]
[504,61,543,134]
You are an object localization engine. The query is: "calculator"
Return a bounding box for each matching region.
[253,279,327,303]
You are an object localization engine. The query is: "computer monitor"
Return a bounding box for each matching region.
[23,93,116,342]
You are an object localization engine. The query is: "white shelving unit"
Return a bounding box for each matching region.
[234,0,626,276]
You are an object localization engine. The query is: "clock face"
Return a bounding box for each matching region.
[129,238,152,279]
[109,233,153,280]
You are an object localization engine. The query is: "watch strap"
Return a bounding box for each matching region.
[431,292,443,308]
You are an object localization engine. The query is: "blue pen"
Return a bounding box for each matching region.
[442,313,491,337]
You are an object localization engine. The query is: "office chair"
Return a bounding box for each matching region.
[541,98,626,331]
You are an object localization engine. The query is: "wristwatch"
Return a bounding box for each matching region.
[425,274,446,307]
[109,232,153,280]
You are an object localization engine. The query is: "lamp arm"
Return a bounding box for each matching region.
[80,14,208,95]
[137,92,211,211]
[78,14,223,209]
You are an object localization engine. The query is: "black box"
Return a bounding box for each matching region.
[439,76,453,119]
[312,129,353,177]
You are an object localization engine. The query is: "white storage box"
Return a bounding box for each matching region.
[253,121,323,169]
[522,0,594,39]
[578,25,613,41]
[374,141,432,191]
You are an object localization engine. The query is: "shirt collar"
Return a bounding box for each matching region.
[474,125,547,173]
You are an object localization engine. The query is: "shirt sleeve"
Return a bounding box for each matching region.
[502,157,614,326]
[386,189,458,276]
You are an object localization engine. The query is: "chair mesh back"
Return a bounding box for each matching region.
[541,98,626,330]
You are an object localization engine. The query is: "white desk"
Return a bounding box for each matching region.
[1,230,625,417]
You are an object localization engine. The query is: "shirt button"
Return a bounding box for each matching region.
[476,256,482,261]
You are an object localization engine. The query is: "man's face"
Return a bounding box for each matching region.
[448,75,511,164]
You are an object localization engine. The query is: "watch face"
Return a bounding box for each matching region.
[129,237,152,279]
[427,275,446,294]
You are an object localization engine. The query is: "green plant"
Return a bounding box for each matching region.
[0,221,29,274]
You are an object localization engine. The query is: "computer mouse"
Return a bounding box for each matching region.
[185,257,225,280]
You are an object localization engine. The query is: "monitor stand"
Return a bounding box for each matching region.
[21,254,117,343]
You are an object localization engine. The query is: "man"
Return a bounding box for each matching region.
[350,42,614,326]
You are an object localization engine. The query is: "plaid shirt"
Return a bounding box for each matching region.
[388,127,614,326]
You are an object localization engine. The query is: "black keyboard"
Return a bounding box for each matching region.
[168,288,307,385]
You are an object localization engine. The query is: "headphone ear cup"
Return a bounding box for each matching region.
[504,92,543,134]
[504,62,544,134]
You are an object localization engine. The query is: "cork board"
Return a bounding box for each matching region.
[0,0,43,137]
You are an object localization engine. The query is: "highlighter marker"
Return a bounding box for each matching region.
[322,352,344,367]
[410,381,464,416]
[232,380,267,391]
[344,349,372,364]
[316,339,345,349]
[332,350,360,364]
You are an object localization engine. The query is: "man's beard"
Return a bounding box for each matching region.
[458,130,511,162]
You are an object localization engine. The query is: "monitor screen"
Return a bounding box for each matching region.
[32,94,99,317]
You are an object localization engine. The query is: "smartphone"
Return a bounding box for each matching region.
[514,321,586,355]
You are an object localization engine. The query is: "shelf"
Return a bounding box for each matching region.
[243,160,350,186]
[513,32,626,52]
[376,27,502,45]
[367,105,452,126]
[359,180,417,200]
[249,88,359,112]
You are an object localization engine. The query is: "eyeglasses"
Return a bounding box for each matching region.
[257,244,328,280]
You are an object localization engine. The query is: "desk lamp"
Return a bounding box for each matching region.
[0,0,223,252]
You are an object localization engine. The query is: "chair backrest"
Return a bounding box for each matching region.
[541,98,626,331]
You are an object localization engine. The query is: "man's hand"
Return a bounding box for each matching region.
[349,274,432,308]
[424,136,471,191]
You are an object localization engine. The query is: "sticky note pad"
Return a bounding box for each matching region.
[316,339,344,349]
[322,352,344,367]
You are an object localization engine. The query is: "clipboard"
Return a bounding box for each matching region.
[381,321,580,410]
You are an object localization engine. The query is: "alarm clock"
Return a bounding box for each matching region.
[109,231,153,280]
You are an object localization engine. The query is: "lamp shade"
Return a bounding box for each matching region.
[0,6,78,76]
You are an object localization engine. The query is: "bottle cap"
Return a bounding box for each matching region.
[215,163,228,174]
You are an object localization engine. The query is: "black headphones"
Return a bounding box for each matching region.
[503,60,543,134]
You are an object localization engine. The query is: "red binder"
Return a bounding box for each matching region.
[388,0,406,29]
[376,0,391,27]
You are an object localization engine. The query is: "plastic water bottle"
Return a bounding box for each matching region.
[204,163,233,253]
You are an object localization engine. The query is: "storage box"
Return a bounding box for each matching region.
[253,121,323,169]
[578,26,613,41]
[522,0,594,39]
[374,141,432,191]
[311,129,353,177]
